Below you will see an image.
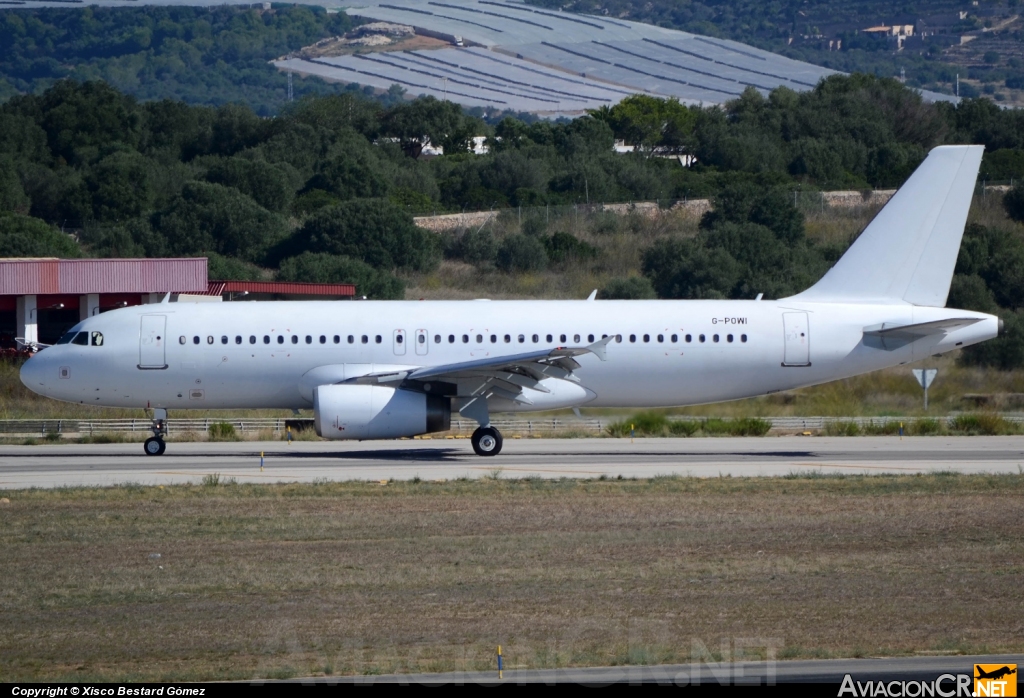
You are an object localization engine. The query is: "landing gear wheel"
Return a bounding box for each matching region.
[471,426,503,457]
[144,437,166,456]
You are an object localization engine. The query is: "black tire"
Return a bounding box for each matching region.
[471,426,503,457]
[144,437,166,456]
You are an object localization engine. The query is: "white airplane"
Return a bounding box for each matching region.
[20,145,1001,457]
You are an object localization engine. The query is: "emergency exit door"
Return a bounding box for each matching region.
[139,315,167,369]
[782,312,810,367]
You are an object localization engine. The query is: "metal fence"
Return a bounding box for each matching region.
[2,414,1022,438]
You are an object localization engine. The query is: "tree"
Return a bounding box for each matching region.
[0,156,30,213]
[203,156,295,214]
[0,213,81,257]
[277,251,404,299]
[701,183,804,245]
[381,97,478,158]
[496,234,547,273]
[151,181,289,263]
[1003,182,1024,223]
[599,276,656,300]
[642,238,741,299]
[281,198,438,271]
[86,151,155,221]
[591,95,696,153]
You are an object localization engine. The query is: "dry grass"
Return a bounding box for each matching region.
[0,474,1021,681]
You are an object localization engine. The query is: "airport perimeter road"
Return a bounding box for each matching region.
[278,654,1024,685]
[0,436,1022,488]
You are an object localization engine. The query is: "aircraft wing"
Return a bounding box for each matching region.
[862,318,982,350]
[342,335,614,404]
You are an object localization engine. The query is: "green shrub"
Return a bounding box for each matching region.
[948,413,1016,435]
[910,418,943,435]
[861,421,901,435]
[703,417,772,436]
[667,419,699,436]
[825,421,861,436]
[209,422,237,440]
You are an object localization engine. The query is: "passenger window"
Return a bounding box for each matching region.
[345,336,352,344]
[532,334,539,343]
[573,334,580,343]
[449,335,456,343]
[396,334,403,344]
[657,334,664,343]
[518,334,525,343]
[249,336,256,344]
[92,332,104,346]
[305,336,312,344]
[264,336,270,344]
[741,334,748,343]
[193,336,200,345]
[476,334,483,343]
[361,335,368,344]
[629,334,636,343]
[727,334,734,343]
[503,334,510,343]
[643,334,650,343]
[277,336,284,344]
[419,334,427,344]
[546,334,553,342]
[588,334,594,343]
[699,334,705,343]
[235,336,242,345]
[375,335,382,344]
[180,336,186,345]
[616,334,622,343]
[671,334,678,343]
[490,334,497,343]
[713,334,720,343]
[207,336,214,344]
[291,335,298,344]
[463,335,469,343]
[221,336,228,344]
[434,334,440,344]
[685,334,692,343]
[73,332,89,346]
[320,336,326,344]
[560,334,567,343]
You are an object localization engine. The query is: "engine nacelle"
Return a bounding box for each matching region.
[313,384,450,440]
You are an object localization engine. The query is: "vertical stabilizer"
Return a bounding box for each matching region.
[786,145,983,306]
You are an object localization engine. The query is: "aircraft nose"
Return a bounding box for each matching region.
[20,353,49,394]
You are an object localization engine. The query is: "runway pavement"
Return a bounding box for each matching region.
[277,654,1024,685]
[0,435,1022,488]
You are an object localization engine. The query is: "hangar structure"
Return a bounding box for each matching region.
[274,0,956,113]
[0,258,356,350]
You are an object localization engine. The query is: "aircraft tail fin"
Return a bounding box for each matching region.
[786,145,984,307]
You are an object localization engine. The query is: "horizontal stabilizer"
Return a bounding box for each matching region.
[787,145,984,307]
[863,317,981,350]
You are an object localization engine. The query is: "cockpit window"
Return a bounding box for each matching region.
[56,332,76,345]
[91,332,104,346]
[73,332,89,346]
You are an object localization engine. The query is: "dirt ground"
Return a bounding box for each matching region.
[0,474,1021,681]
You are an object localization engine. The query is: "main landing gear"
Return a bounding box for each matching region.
[471,426,503,457]
[144,408,168,456]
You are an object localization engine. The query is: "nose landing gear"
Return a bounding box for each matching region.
[144,408,168,456]
[471,426,503,456]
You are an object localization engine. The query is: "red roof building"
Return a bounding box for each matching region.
[0,258,356,351]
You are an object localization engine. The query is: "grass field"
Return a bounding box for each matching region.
[1,474,1021,681]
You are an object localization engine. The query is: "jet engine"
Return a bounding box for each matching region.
[313,384,450,440]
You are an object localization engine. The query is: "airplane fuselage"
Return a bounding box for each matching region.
[20,299,999,412]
